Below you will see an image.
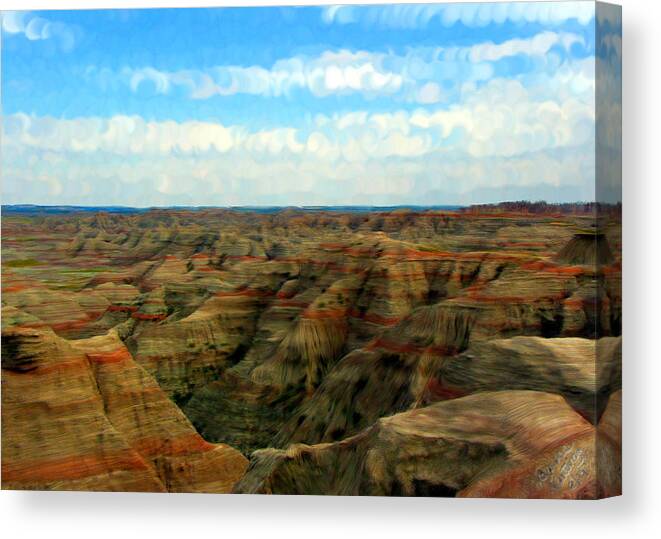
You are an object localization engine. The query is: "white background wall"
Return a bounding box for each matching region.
[1,0,659,537]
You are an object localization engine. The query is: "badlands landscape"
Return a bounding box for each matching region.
[1,204,621,497]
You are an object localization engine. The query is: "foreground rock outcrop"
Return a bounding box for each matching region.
[1,326,247,492]
[235,391,621,498]
[272,330,620,449]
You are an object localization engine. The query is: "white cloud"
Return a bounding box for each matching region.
[3,112,433,162]
[1,10,76,51]
[2,141,595,207]
[3,21,598,208]
[109,31,582,103]
[123,50,405,100]
[321,2,595,29]
[415,82,444,104]
[3,65,597,207]
[4,65,594,163]
[466,31,583,63]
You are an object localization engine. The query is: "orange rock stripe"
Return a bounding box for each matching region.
[302,308,349,320]
[87,347,133,365]
[1,452,152,483]
[29,358,91,376]
[131,433,216,458]
[348,308,401,326]
[2,285,30,293]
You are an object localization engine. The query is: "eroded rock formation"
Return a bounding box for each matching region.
[1,206,621,496]
[1,326,247,492]
[235,391,620,498]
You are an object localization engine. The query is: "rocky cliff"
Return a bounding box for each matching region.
[1,326,247,492]
[234,390,620,498]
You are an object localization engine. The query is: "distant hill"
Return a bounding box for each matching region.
[463,200,622,215]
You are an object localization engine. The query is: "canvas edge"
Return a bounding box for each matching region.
[595,0,622,500]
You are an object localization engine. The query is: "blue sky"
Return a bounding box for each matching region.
[1,3,621,206]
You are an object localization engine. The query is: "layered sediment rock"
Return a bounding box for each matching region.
[235,391,620,498]
[423,336,622,422]
[273,304,474,447]
[1,326,247,492]
[1,207,622,495]
[274,329,620,448]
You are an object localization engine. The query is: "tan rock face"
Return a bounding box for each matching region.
[427,336,622,422]
[2,207,621,496]
[235,391,620,498]
[1,327,247,492]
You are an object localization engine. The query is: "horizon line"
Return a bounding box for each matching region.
[1,201,604,210]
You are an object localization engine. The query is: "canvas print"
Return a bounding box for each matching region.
[1,2,621,498]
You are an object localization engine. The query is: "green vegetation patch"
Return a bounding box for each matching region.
[58,267,109,274]
[3,258,41,268]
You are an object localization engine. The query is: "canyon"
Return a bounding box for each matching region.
[1,205,621,497]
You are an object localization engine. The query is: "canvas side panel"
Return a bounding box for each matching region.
[596,1,622,499]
